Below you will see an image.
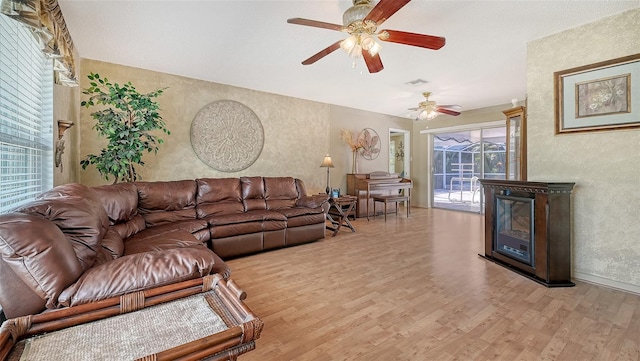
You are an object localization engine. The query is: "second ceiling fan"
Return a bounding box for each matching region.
[409,92,462,120]
[287,0,445,73]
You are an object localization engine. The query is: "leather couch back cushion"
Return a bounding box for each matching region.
[112,214,146,240]
[264,177,298,210]
[197,178,242,203]
[0,213,83,312]
[295,179,308,197]
[17,196,108,271]
[38,183,99,203]
[196,178,244,217]
[101,228,124,259]
[136,180,197,226]
[92,183,139,224]
[241,177,267,211]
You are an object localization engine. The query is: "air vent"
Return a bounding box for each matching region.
[405,78,429,86]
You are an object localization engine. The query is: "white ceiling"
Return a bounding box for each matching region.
[58,0,639,118]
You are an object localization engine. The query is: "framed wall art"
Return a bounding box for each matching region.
[358,128,381,160]
[554,53,640,134]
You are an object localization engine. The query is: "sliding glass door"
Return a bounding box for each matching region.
[432,126,506,213]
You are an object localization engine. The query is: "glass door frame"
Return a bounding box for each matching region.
[421,120,506,214]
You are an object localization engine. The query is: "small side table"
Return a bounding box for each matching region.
[326,195,357,236]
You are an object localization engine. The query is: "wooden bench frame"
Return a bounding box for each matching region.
[372,195,410,221]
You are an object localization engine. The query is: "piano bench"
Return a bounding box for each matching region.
[372,195,410,221]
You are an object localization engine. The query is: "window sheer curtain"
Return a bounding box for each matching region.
[0,0,77,86]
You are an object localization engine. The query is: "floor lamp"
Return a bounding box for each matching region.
[320,155,334,194]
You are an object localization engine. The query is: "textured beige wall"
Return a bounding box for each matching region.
[527,9,640,291]
[79,59,331,194]
[328,105,412,194]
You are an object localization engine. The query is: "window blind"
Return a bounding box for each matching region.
[0,14,53,214]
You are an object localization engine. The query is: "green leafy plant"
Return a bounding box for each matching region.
[80,73,170,183]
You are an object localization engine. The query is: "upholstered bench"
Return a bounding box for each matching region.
[372,194,410,221]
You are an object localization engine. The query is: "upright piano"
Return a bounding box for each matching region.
[346,172,413,218]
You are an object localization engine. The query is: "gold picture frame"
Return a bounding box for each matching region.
[554,53,640,134]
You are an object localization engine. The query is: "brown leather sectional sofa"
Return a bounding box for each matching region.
[0,177,328,319]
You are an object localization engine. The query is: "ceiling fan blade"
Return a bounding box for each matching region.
[363,51,384,73]
[439,105,462,110]
[301,40,343,65]
[379,29,445,50]
[287,18,344,32]
[437,107,461,116]
[364,0,410,26]
[408,107,419,111]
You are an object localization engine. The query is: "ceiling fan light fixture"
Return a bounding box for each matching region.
[340,34,358,53]
[367,40,382,56]
[343,0,374,27]
[418,108,438,120]
[349,43,363,59]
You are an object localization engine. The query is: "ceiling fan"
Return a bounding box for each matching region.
[287,0,445,73]
[409,92,462,120]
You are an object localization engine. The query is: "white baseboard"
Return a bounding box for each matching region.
[573,272,640,296]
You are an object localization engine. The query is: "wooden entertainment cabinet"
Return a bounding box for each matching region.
[479,179,575,287]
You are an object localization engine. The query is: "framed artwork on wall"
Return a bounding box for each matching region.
[358,128,381,160]
[554,53,640,134]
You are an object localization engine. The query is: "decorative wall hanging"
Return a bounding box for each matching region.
[191,100,264,172]
[358,128,380,160]
[55,120,73,172]
[555,53,640,134]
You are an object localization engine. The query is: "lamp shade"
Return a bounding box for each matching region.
[320,155,335,168]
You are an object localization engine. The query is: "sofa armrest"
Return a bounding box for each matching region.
[58,245,229,307]
[295,194,329,209]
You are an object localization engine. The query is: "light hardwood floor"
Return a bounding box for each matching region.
[226,207,640,361]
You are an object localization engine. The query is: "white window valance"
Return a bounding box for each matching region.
[0,0,77,86]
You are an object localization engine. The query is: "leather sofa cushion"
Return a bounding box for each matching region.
[296,194,329,209]
[124,229,203,255]
[278,206,325,218]
[101,229,124,259]
[0,259,46,318]
[136,180,197,226]
[37,183,100,203]
[241,177,267,211]
[210,220,286,239]
[91,182,139,225]
[124,219,208,245]
[196,178,244,217]
[17,196,108,271]
[197,178,242,203]
[264,177,298,210]
[206,210,287,227]
[0,213,83,310]
[142,208,198,228]
[58,245,229,307]
[112,214,146,240]
[285,213,326,227]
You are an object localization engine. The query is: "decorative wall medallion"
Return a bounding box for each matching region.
[190,100,264,172]
[358,128,381,160]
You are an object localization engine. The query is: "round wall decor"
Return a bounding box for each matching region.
[190,100,264,172]
[358,127,381,160]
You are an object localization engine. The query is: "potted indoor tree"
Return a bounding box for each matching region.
[80,73,170,183]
